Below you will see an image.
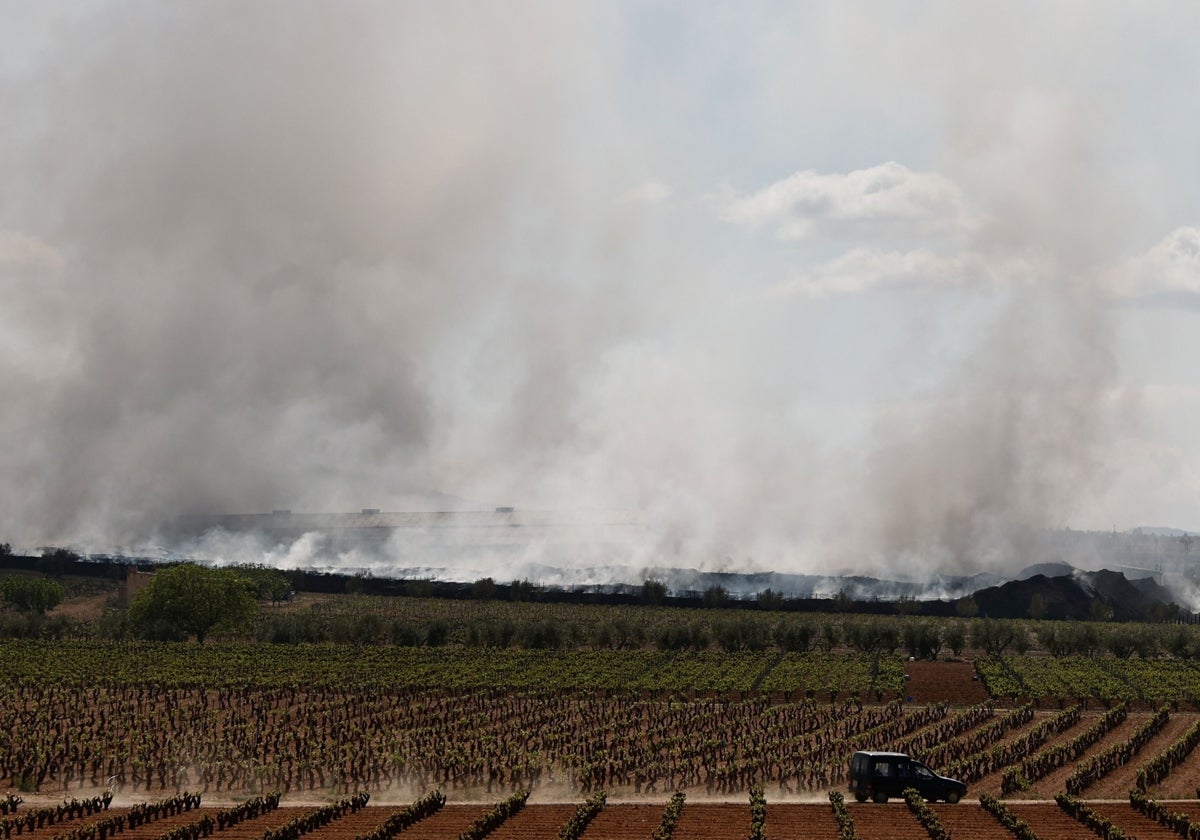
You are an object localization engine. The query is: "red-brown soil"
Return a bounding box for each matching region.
[22,800,1200,840]
[485,803,577,840]
[902,660,988,705]
[672,802,750,840]
[1021,712,1141,799]
[763,802,841,839]
[1010,802,1106,838]
[843,802,928,840]
[970,709,1076,795]
[1077,711,1196,799]
[1090,802,1186,840]
[383,804,493,840]
[929,802,1013,839]
[1150,724,1200,799]
[581,804,665,840]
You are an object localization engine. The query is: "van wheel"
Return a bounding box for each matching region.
[945,791,960,804]
[873,792,888,803]
[854,794,867,803]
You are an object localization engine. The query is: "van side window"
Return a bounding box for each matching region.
[873,763,889,777]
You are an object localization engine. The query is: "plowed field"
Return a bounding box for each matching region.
[902,660,988,705]
[17,798,1200,840]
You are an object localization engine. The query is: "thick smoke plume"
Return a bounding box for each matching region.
[0,3,1177,579]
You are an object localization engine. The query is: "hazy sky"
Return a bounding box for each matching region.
[2,2,1198,574]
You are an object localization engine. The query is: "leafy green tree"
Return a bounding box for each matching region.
[713,617,769,652]
[845,617,899,655]
[230,565,291,604]
[1103,626,1138,659]
[902,620,943,660]
[641,579,667,605]
[425,618,449,646]
[1037,623,1071,657]
[508,579,537,602]
[955,597,979,618]
[36,548,78,577]
[971,618,1021,656]
[895,595,922,616]
[818,620,841,652]
[702,585,728,608]
[757,588,784,611]
[128,563,257,643]
[471,577,496,600]
[943,622,966,656]
[1062,623,1101,657]
[774,618,813,652]
[1164,625,1196,659]
[404,577,435,598]
[1,576,65,613]
[1028,593,1047,620]
[345,571,369,595]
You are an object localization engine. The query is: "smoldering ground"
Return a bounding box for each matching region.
[1,3,1190,579]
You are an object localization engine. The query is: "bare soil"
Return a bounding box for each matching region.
[1082,711,1195,799]
[902,660,988,705]
[13,798,1200,839]
[48,592,111,622]
[1023,712,1140,799]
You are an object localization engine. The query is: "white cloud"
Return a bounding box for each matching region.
[1112,227,1200,297]
[768,246,1036,298]
[718,161,972,241]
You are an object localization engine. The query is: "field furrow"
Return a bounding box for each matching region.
[671,803,747,840]
[577,803,662,840]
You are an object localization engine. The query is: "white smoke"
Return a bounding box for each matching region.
[2,3,1198,579]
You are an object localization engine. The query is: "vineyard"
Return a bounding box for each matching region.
[13,636,1200,837]
[3,795,1200,840]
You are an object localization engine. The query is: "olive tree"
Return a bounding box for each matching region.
[128,563,257,643]
[1,576,65,613]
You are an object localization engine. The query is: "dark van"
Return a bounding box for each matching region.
[848,751,967,803]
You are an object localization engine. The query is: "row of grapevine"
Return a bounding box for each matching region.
[0,678,973,799]
[1136,717,1200,791]
[978,793,1038,840]
[827,792,857,840]
[923,704,1034,769]
[457,791,528,840]
[556,792,605,840]
[979,654,1200,705]
[1066,707,1170,795]
[49,794,202,840]
[353,790,443,840]
[1054,794,1131,840]
[902,789,950,840]
[0,796,113,838]
[214,793,281,831]
[747,785,766,840]
[259,794,369,840]
[1000,704,1128,795]
[945,706,1080,784]
[1129,789,1200,839]
[899,703,993,758]
[651,792,685,840]
[0,640,902,696]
